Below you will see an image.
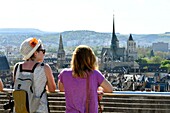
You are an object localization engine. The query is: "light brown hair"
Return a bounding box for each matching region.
[71,45,98,78]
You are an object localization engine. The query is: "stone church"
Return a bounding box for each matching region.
[100,15,138,72]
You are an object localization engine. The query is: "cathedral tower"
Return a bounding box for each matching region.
[57,34,65,68]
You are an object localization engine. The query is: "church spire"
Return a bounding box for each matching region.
[112,14,116,37]
[128,34,134,41]
[58,34,64,51]
[57,34,65,68]
[111,14,119,50]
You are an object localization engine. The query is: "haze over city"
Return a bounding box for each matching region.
[0,0,169,34]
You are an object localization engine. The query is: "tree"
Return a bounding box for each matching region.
[161,60,170,66]
[150,56,162,64]
[150,50,154,58]
[137,46,152,58]
[160,64,170,72]
[137,58,148,64]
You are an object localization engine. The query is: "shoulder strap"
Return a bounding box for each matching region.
[39,62,46,98]
[14,63,19,77]
[20,63,39,73]
[32,63,39,72]
[86,74,90,113]
[86,73,103,113]
[13,63,19,88]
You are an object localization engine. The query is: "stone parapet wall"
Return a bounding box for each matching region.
[1,91,170,113]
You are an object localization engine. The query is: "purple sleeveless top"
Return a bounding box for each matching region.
[58,68,104,113]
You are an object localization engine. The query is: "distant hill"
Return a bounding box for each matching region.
[0,28,170,49]
[0,28,45,34]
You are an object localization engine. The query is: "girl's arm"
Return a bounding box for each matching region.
[0,79,3,91]
[58,80,64,92]
[100,79,113,93]
[44,64,56,92]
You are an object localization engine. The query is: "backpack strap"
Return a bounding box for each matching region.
[14,63,19,77]
[13,63,19,80]
[40,85,46,98]
[32,63,39,72]
[19,63,39,73]
[12,63,19,88]
[19,64,22,72]
[18,62,46,98]
[40,63,46,98]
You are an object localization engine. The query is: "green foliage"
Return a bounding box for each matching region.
[149,56,162,64]
[160,60,170,71]
[137,56,165,64]
[137,58,149,64]
[161,60,170,65]
[137,46,152,58]
[137,46,170,60]
[161,64,170,71]
[143,66,148,69]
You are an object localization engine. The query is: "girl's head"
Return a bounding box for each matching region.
[71,45,98,78]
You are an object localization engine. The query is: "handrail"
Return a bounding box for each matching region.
[2,88,170,97]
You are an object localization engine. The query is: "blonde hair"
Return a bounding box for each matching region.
[71,45,98,78]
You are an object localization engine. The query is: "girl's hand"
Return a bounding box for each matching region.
[98,87,104,100]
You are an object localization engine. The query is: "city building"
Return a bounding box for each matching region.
[152,42,169,52]
[0,55,10,72]
[0,55,12,88]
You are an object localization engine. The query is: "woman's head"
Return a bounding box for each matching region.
[20,37,45,61]
[71,45,98,78]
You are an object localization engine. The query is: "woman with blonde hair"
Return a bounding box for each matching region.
[58,45,113,113]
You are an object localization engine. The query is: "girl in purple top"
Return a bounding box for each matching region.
[58,45,113,113]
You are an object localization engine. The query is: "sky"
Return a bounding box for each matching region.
[0,0,170,34]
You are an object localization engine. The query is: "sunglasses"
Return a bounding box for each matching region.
[37,49,46,54]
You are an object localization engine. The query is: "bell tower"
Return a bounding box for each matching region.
[127,34,137,61]
[57,34,65,68]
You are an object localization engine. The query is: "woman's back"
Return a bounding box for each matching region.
[58,45,113,113]
[58,68,104,113]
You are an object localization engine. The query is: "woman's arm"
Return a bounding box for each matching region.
[58,80,64,92]
[0,79,3,91]
[100,79,113,93]
[44,64,56,92]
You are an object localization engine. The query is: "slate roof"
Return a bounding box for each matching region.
[0,55,10,71]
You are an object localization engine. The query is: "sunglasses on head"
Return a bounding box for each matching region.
[37,49,46,54]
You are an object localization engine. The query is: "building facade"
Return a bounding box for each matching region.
[152,42,169,52]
